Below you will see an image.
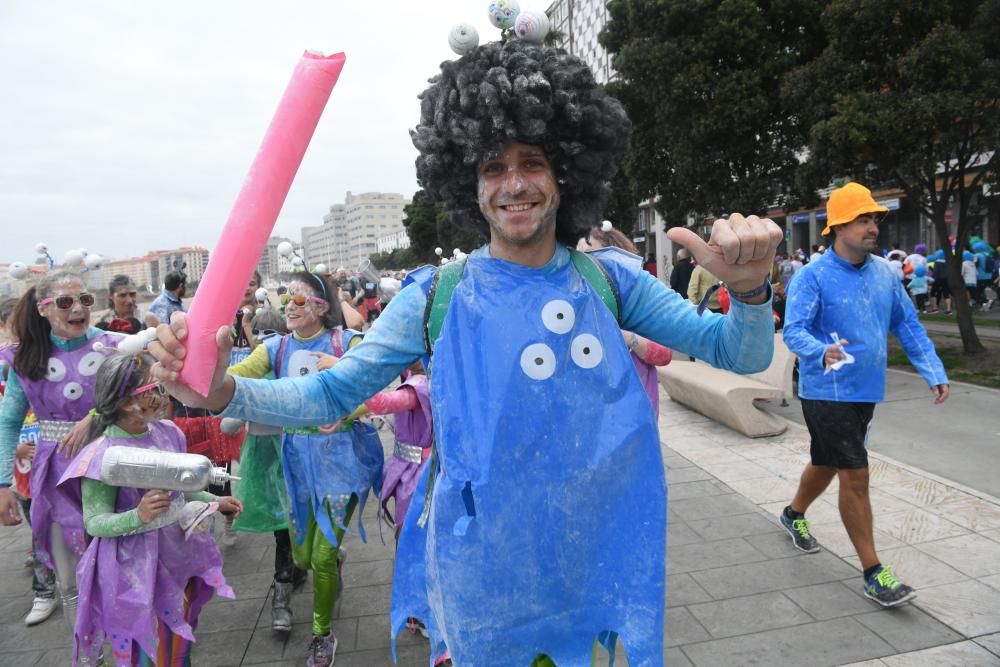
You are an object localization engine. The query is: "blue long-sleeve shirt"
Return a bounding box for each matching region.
[219,244,776,427]
[783,248,948,403]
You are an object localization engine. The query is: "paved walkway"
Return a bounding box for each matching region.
[1,392,999,665]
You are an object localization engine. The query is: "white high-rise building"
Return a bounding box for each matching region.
[547,0,614,84]
[301,192,409,270]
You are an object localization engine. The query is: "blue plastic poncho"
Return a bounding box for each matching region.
[390,254,667,666]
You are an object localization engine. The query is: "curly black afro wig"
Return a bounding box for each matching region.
[411,39,631,247]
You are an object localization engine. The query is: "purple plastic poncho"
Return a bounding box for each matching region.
[59,420,234,665]
[0,332,121,567]
[379,373,433,527]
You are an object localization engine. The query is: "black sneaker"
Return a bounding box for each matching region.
[780,510,820,553]
[864,564,916,607]
[306,633,338,667]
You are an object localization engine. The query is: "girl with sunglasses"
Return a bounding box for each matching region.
[227,271,382,667]
[0,272,124,653]
[60,352,239,665]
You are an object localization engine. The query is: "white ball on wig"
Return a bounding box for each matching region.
[254,287,269,303]
[63,249,84,266]
[514,10,549,43]
[434,247,443,256]
[84,254,104,271]
[35,243,48,255]
[487,0,520,29]
[8,262,28,280]
[601,220,613,232]
[448,23,480,55]
[313,263,328,274]
[276,241,294,258]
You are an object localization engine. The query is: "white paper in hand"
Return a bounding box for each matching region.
[824,332,855,374]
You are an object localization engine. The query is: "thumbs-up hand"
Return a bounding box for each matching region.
[667,214,783,297]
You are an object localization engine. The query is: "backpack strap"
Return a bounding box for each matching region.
[569,248,622,324]
[423,258,468,353]
[274,334,290,378]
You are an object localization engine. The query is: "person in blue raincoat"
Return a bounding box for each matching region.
[780,182,948,609]
[150,39,783,667]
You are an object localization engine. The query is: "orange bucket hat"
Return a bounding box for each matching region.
[823,183,888,235]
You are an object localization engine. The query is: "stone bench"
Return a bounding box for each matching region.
[657,333,796,438]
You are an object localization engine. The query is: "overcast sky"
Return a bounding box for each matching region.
[0,1,548,265]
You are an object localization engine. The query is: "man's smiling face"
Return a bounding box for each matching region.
[477,141,560,249]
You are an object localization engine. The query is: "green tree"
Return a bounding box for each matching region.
[784,0,1000,354]
[402,190,486,265]
[601,0,825,227]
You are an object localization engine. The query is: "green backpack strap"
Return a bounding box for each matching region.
[569,248,622,324]
[423,257,468,354]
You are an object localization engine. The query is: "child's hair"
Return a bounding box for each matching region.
[86,352,156,443]
[587,224,637,254]
[11,272,86,380]
[251,306,287,336]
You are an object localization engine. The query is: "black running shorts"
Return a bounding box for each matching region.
[801,398,875,469]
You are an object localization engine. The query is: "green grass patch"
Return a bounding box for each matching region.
[888,334,1000,389]
[918,313,1000,328]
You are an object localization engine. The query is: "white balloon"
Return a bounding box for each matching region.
[434,247,443,256]
[314,263,328,274]
[487,0,520,29]
[78,248,89,256]
[63,249,84,266]
[448,23,480,55]
[276,241,294,258]
[255,287,269,302]
[453,248,461,257]
[84,254,103,271]
[8,261,28,280]
[514,10,550,43]
[35,243,48,254]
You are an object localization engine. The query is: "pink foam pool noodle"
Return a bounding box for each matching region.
[180,50,346,396]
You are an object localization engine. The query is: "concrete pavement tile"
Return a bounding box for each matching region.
[243,618,358,663]
[664,607,711,647]
[667,521,705,548]
[837,661,888,666]
[0,597,32,625]
[680,446,747,467]
[784,581,875,621]
[219,571,277,600]
[761,498,842,524]
[337,583,394,617]
[680,617,893,667]
[342,558,394,589]
[220,542,269,576]
[810,521,905,558]
[0,619,72,652]
[20,649,65,666]
[974,632,1000,658]
[691,551,859,599]
[667,480,732,501]
[196,598,266,633]
[914,579,1000,637]
[669,493,759,521]
[982,528,1000,544]
[0,569,33,598]
[876,508,970,544]
[983,575,1000,593]
[868,487,923,515]
[927,497,1000,532]
[663,436,719,454]
[726,476,802,504]
[666,466,715,484]
[743,531,809,560]
[879,476,974,508]
[323,643,429,667]
[724,442,792,460]
[665,646,694,666]
[841,546,967,588]
[753,455,812,480]
[189,628,253,666]
[340,534,398,564]
[663,454,696,469]
[667,574,714,607]
[868,461,916,488]
[686,591,813,639]
[697,460,772,483]
[686,511,783,541]
[916,534,1000,578]
[667,537,767,574]
[854,604,963,652]
[689,422,751,445]
[879,640,1000,666]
